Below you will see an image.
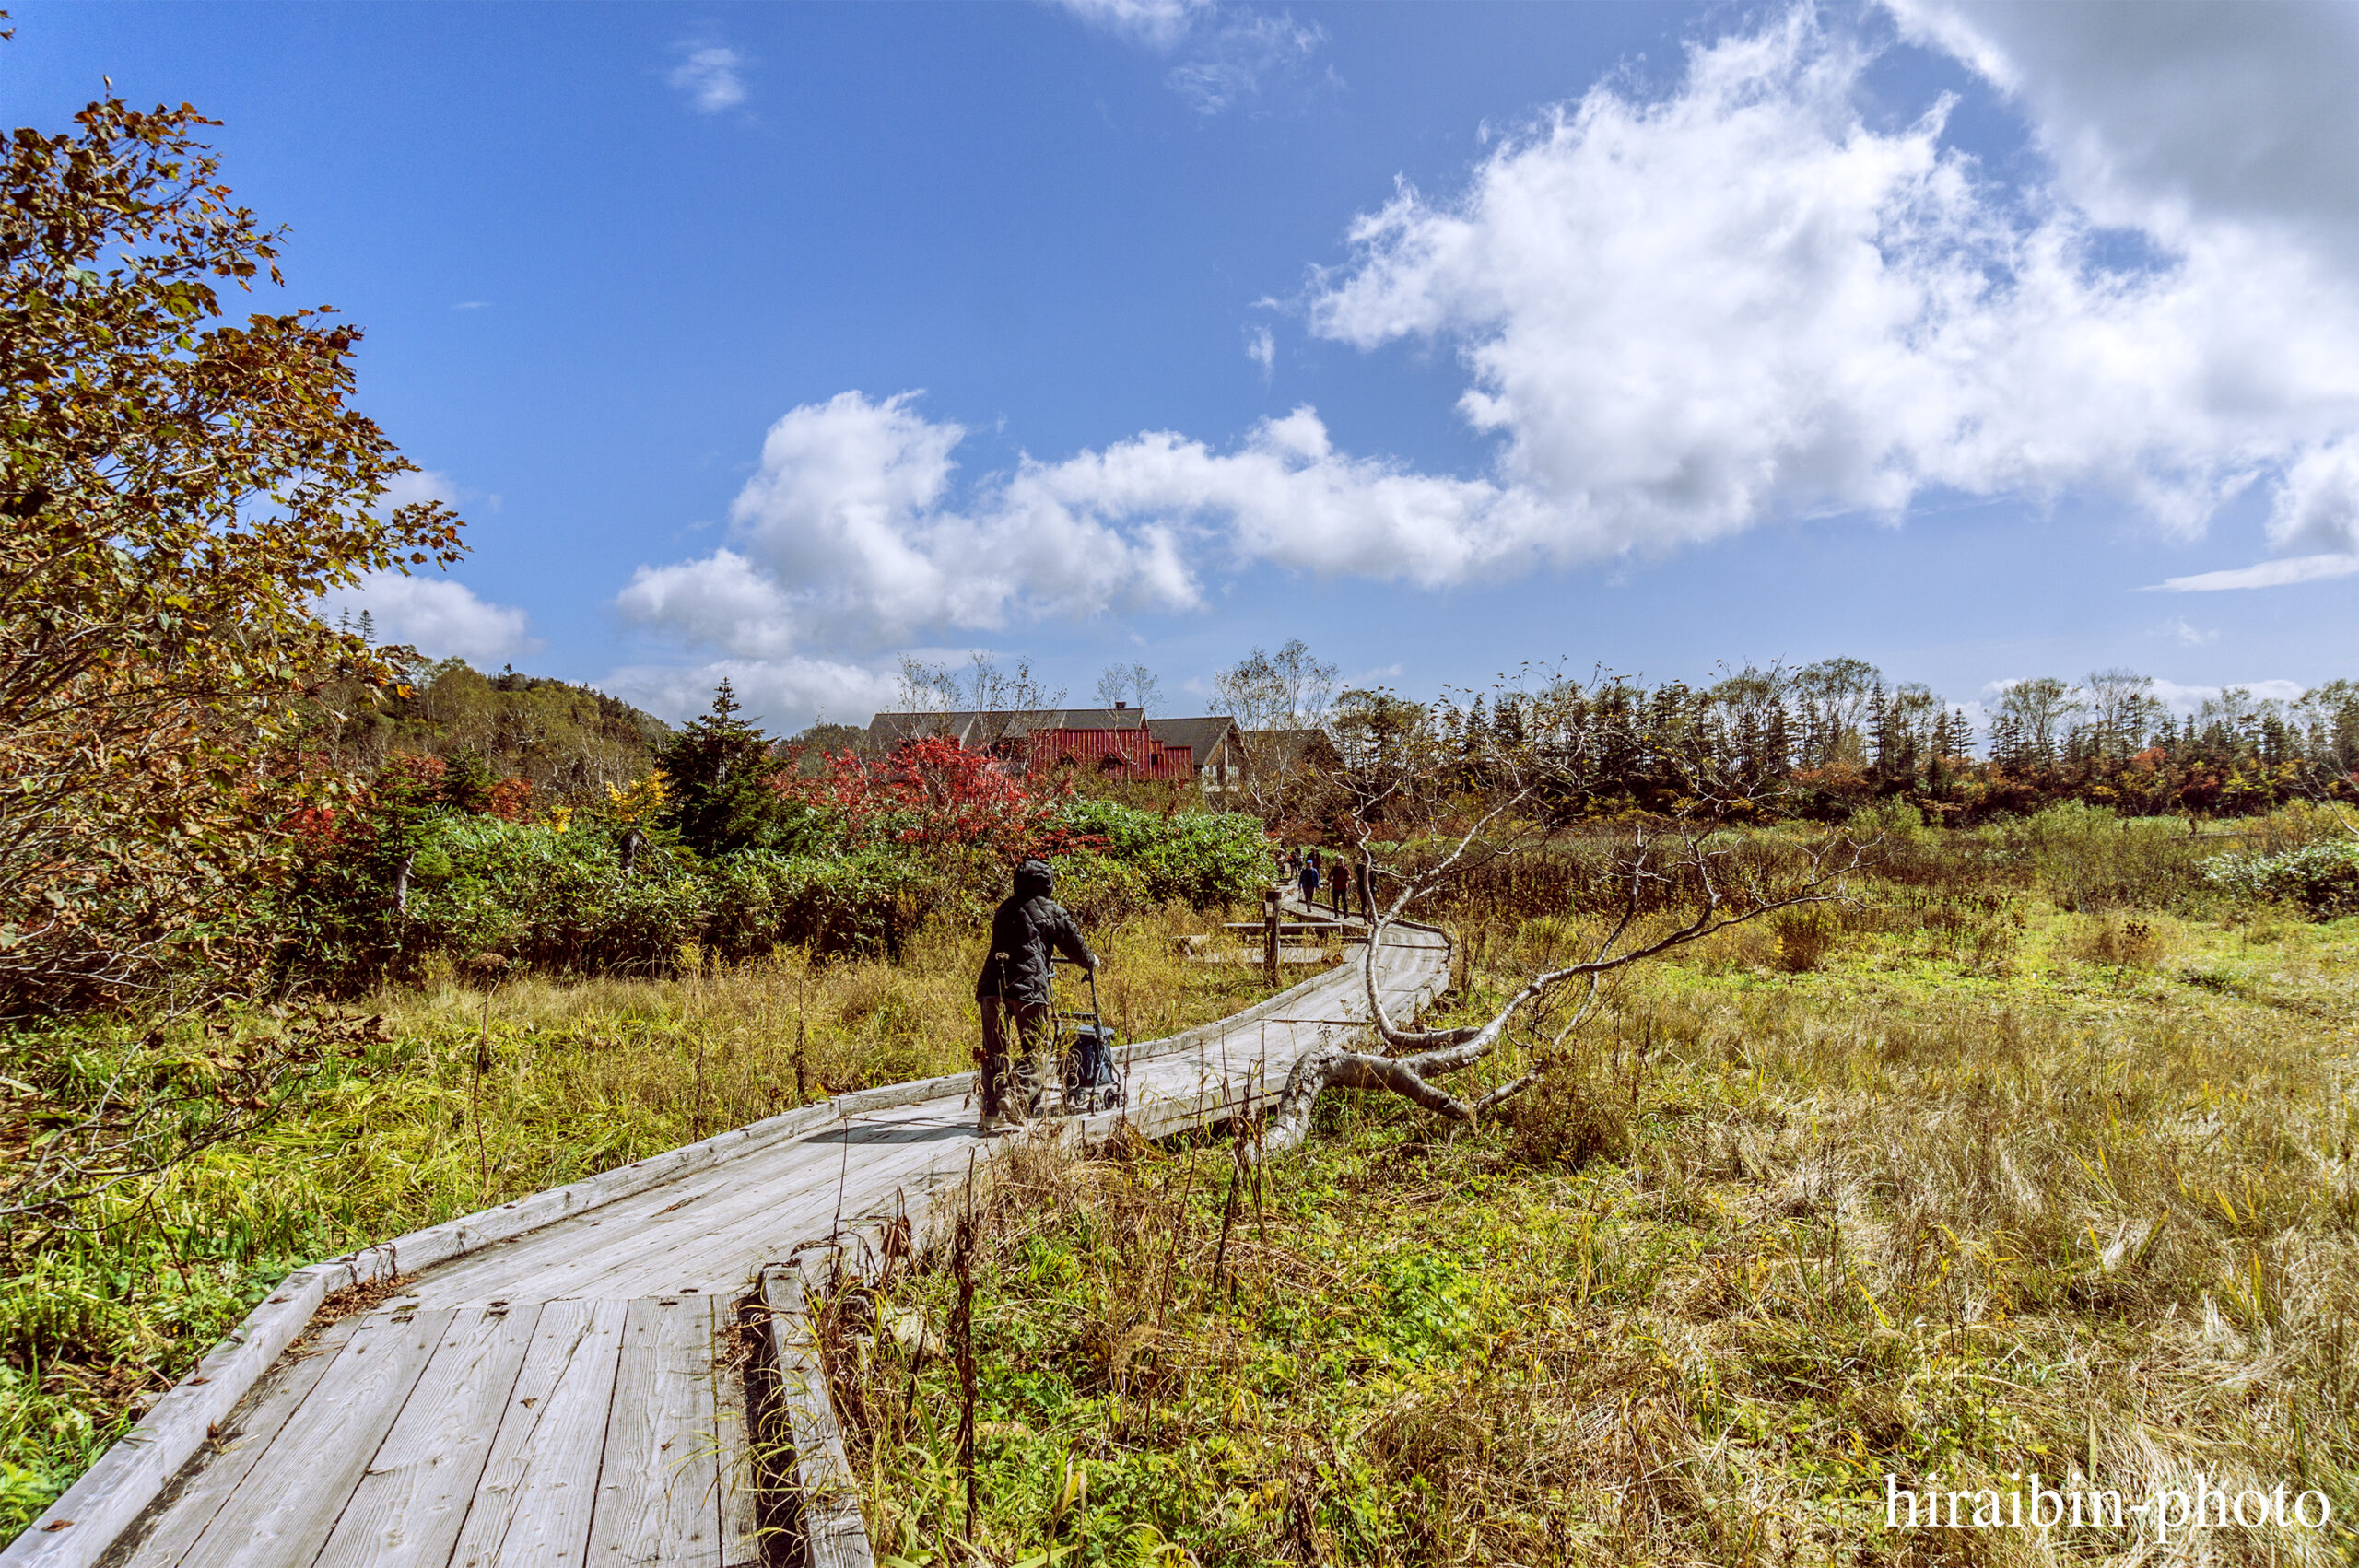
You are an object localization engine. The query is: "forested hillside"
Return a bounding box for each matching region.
[314,653,674,802]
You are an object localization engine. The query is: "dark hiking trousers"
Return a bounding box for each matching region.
[980,998,1054,1117]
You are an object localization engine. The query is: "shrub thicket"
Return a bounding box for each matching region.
[279,760,1277,990]
[2203,836,2359,917]
[1058,798,1275,906]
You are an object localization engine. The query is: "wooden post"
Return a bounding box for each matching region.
[1263,886,1281,988]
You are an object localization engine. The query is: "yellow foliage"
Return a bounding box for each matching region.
[604,771,667,825]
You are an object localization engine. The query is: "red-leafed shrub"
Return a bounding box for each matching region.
[783,738,1090,866]
[487,776,534,822]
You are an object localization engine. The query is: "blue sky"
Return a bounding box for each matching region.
[8,1,2357,732]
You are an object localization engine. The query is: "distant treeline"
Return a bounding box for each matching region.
[1329,660,2359,823]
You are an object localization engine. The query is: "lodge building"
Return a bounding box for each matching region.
[863,704,1250,800]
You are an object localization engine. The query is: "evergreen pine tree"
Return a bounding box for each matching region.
[1734,706,1764,786]
[656,680,808,858]
[440,749,495,813]
[1989,710,2021,772]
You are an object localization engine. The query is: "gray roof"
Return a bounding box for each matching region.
[1144,716,1243,761]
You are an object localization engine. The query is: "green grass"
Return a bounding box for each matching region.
[0,901,1281,1537]
[9,812,2358,1562]
[828,884,2359,1565]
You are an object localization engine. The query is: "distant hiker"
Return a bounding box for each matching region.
[1332,854,1350,920]
[975,858,1097,1129]
[1299,848,1320,908]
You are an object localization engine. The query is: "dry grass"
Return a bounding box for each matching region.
[830,872,2359,1565]
[0,898,1276,1538]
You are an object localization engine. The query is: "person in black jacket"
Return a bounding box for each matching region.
[976,858,1097,1126]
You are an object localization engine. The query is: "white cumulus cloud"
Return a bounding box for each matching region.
[616,392,1203,655]
[1308,11,2359,559]
[1884,0,2359,257]
[625,7,2359,692]
[2269,438,2359,555]
[323,572,540,664]
[669,41,750,113]
[599,658,902,730]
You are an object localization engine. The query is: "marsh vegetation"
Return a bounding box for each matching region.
[819,808,2359,1565]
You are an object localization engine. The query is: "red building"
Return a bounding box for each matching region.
[863,704,1245,797]
[1023,725,1196,780]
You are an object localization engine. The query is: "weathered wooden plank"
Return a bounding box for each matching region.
[21,923,1449,1568]
[583,1298,722,1568]
[414,1108,911,1305]
[467,1103,970,1306]
[575,1133,965,1304]
[173,1308,454,1568]
[1186,948,1340,965]
[400,1172,767,1305]
[11,1094,863,1566]
[329,1100,850,1286]
[445,1297,628,1568]
[310,1303,541,1568]
[433,1152,860,1306]
[758,1268,873,1568]
[111,1313,362,1568]
[709,1298,761,1568]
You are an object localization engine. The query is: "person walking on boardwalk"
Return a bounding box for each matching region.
[1298,848,1320,909]
[976,858,1098,1129]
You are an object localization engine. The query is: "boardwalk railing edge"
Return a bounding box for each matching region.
[0,932,1412,1567]
[759,1263,874,1568]
[755,917,1455,1564]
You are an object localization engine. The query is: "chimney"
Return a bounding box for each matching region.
[1114,700,1127,709]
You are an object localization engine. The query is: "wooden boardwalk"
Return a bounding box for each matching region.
[11,916,1448,1568]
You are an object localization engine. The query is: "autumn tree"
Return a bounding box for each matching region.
[1792,656,1881,769]
[2081,669,2162,764]
[1,82,463,1013]
[1992,677,2080,772]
